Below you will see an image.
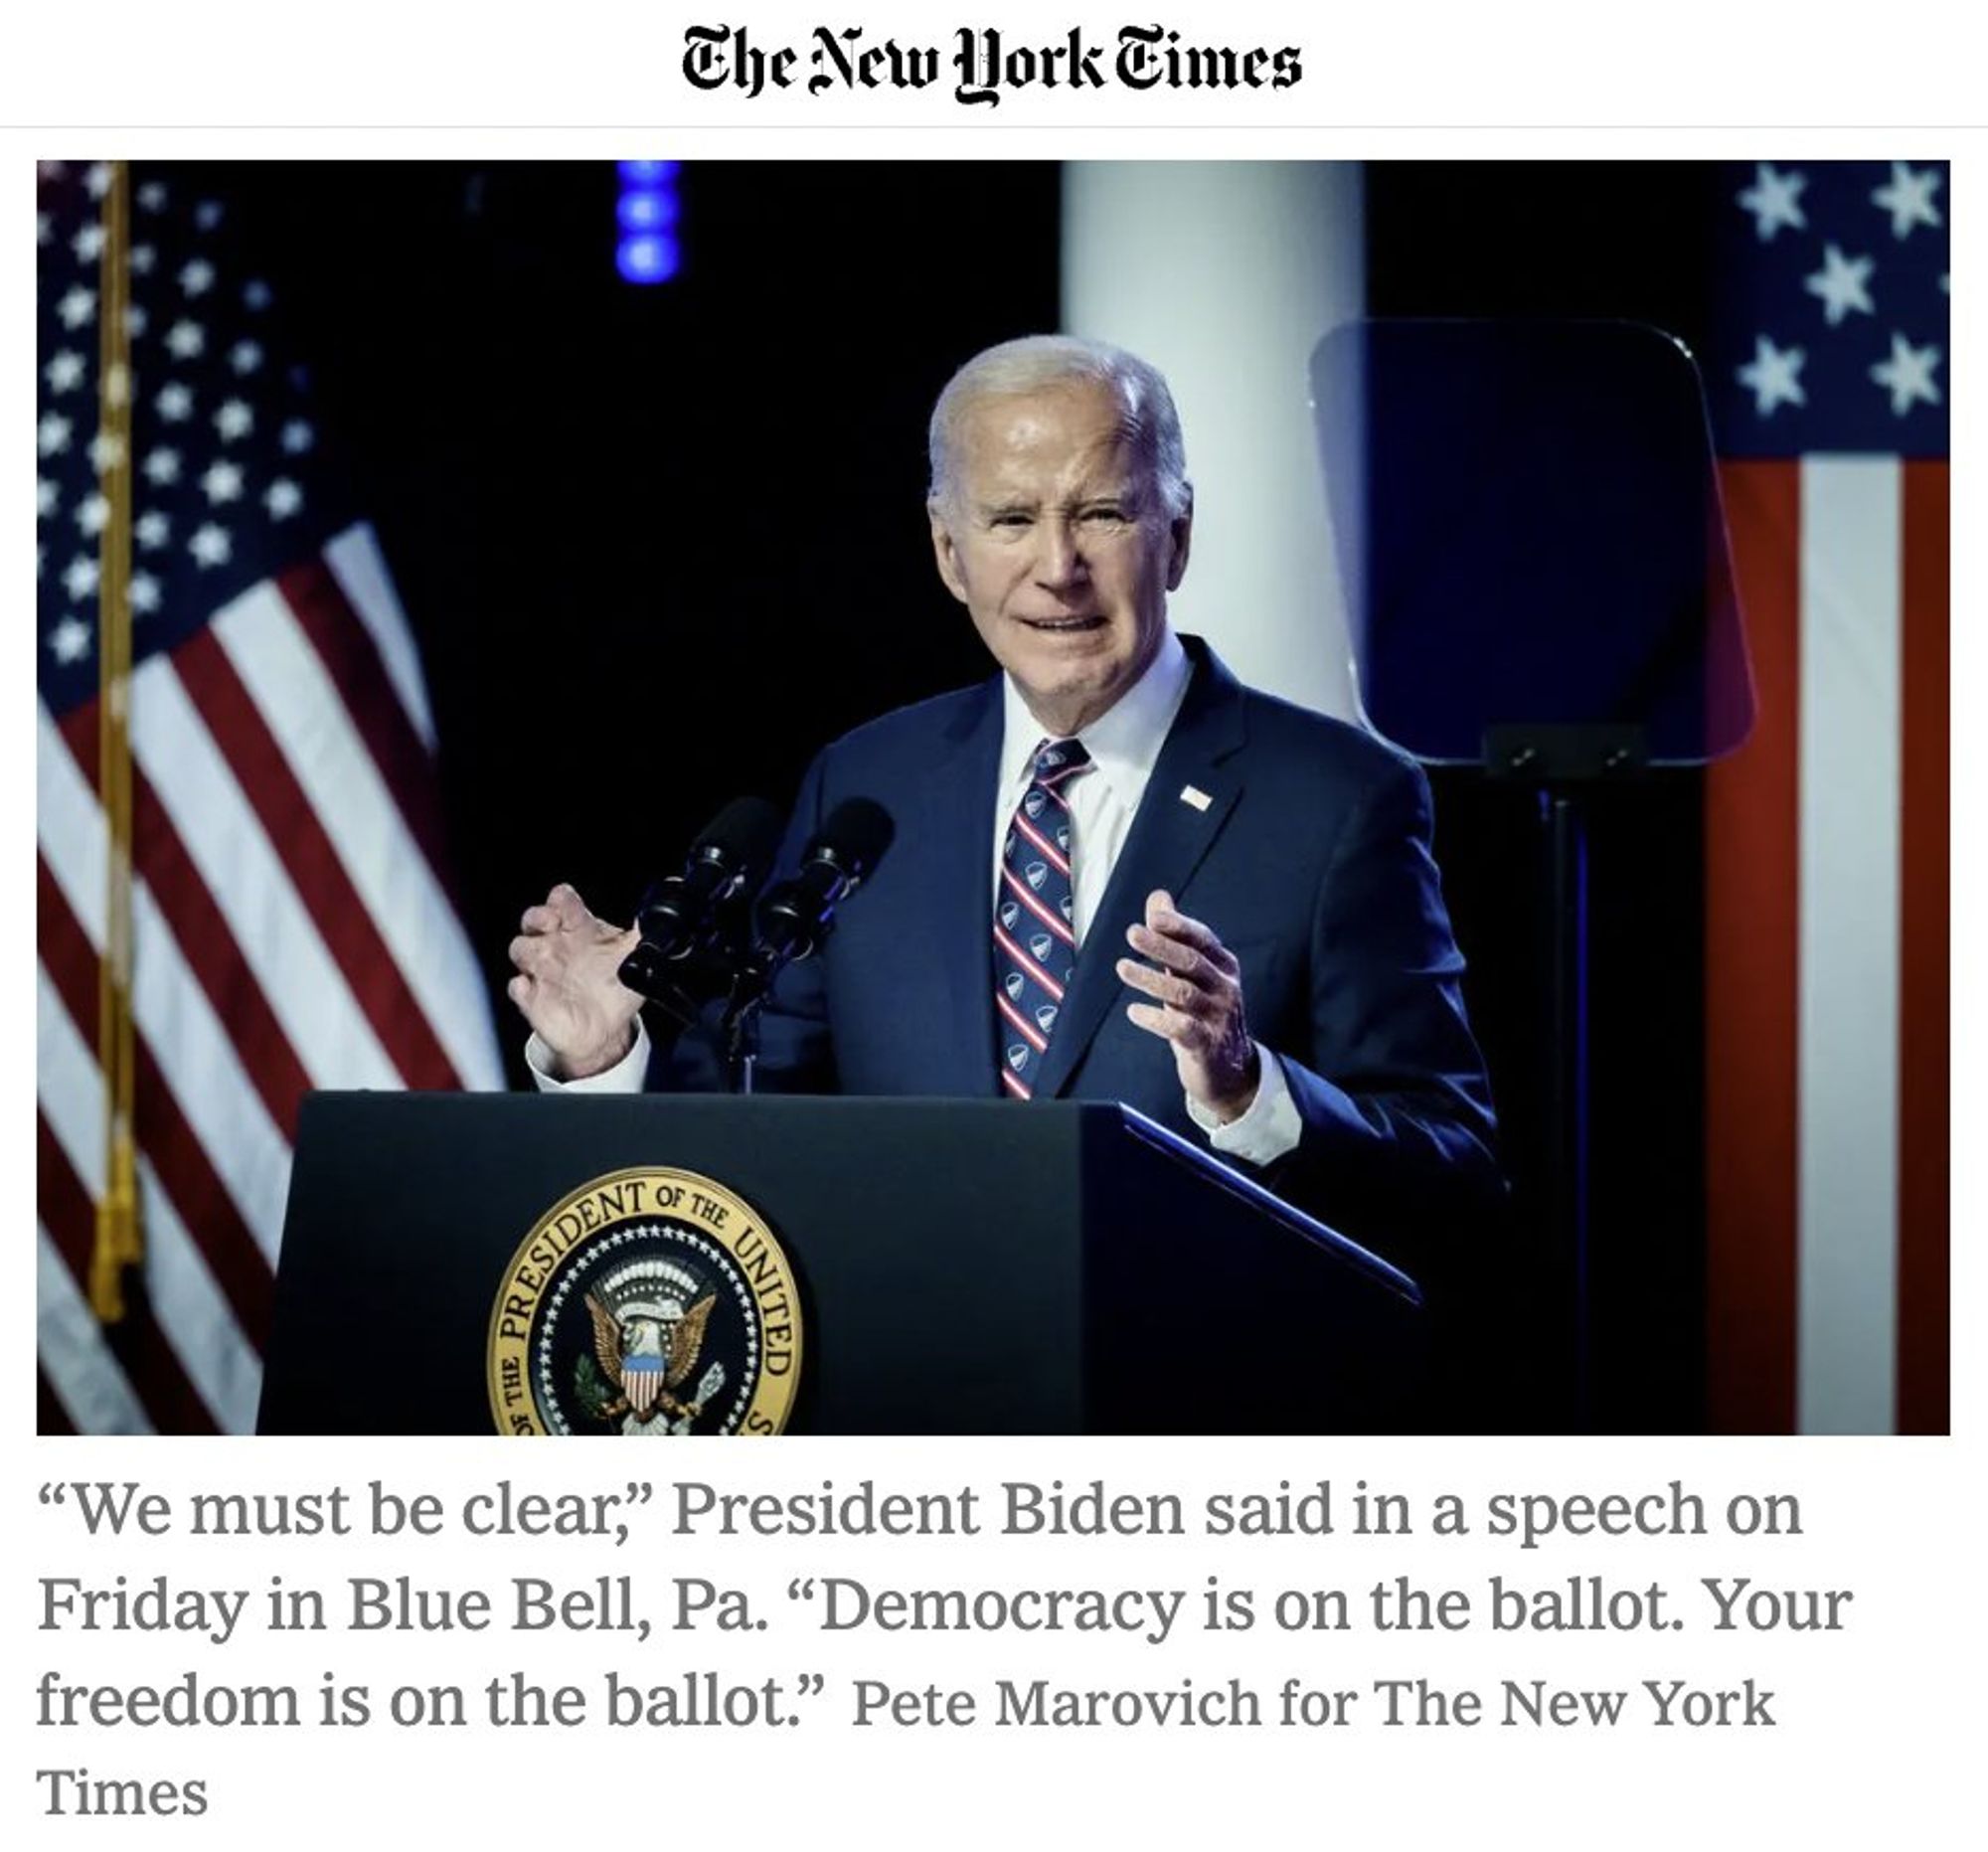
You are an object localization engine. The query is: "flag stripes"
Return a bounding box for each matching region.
[276,556,452,879]
[1705,458,1948,1433]
[118,673,404,1099]
[322,523,438,749]
[1896,462,1948,1436]
[36,522,503,1433]
[173,620,462,1088]
[1705,461,1800,1433]
[39,1104,219,1436]
[40,883,275,1345]
[213,583,495,1087]
[1797,457,1902,1434]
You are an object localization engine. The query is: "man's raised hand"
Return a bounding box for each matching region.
[507,884,643,1080]
[1116,888,1260,1122]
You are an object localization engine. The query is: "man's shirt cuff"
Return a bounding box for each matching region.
[1186,1043,1302,1165]
[525,1020,650,1094]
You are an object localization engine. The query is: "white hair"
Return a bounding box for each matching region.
[926,334,1191,519]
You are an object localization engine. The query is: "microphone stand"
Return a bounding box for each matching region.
[714,798,892,1098]
[723,998,759,1096]
[718,953,773,1097]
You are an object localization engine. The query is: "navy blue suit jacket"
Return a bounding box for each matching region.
[669,636,1498,1267]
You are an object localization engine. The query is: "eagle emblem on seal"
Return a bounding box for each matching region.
[580,1259,728,1435]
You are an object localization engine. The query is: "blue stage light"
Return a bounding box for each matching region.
[616,233,681,283]
[616,159,681,184]
[617,190,680,233]
[616,161,683,283]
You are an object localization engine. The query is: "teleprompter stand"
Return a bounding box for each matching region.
[257,1093,1424,1436]
[1310,318,1754,1427]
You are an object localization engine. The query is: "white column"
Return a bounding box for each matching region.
[1062,162,1364,719]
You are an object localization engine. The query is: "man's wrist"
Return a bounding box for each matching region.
[527,1021,650,1094]
[1204,1043,1263,1124]
[555,1021,637,1081]
[1187,1044,1300,1168]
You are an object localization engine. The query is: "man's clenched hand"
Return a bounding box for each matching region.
[507,884,643,1080]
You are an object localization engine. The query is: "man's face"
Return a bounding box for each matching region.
[928,380,1192,736]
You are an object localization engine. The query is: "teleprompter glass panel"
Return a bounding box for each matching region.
[1310,319,1753,767]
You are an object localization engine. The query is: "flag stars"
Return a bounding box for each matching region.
[38,476,60,520]
[76,493,109,537]
[280,418,315,454]
[88,431,126,473]
[243,278,272,310]
[1737,163,1807,241]
[200,460,246,505]
[229,339,263,375]
[136,180,168,212]
[135,510,171,551]
[72,223,106,262]
[179,257,216,296]
[84,162,113,200]
[188,523,232,568]
[156,382,194,421]
[264,478,303,520]
[142,447,182,486]
[50,617,93,665]
[44,350,86,394]
[37,211,53,246]
[104,363,130,408]
[56,285,97,329]
[1869,333,1942,417]
[38,412,75,456]
[195,200,224,232]
[1737,334,1807,417]
[214,399,253,442]
[128,244,156,274]
[1871,161,1942,240]
[124,304,148,339]
[164,320,206,360]
[1803,245,1876,326]
[128,573,161,615]
[63,555,100,600]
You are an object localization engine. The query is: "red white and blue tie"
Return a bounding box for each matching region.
[994,737,1089,1098]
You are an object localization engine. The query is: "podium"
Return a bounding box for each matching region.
[258,1094,1424,1435]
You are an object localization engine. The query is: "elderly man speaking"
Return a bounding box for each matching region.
[507,335,1498,1263]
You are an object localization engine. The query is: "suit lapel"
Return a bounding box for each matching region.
[1033,638,1248,1099]
[914,675,1005,1095]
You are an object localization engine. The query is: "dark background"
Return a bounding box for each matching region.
[220,161,1726,1431]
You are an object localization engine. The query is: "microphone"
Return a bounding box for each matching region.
[616,796,785,1008]
[723,796,895,1036]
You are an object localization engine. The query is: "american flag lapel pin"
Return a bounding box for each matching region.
[1180,784,1212,811]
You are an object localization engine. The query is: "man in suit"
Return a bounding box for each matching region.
[508,336,1498,1269]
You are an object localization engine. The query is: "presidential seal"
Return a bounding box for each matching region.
[487,1168,802,1435]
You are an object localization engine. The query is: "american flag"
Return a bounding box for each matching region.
[36,162,504,1433]
[1701,160,1948,1433]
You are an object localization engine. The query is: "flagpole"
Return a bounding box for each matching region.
[89,158,141,1323]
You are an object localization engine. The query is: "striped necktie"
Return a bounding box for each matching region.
[993,737,1090,1098]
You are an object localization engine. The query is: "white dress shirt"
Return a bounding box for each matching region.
[529,630,1302,1169]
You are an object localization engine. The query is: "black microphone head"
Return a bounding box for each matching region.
[626,795,784,993]
[725,798,895,1040]
[812,796,895,881]
[694,795,785,882]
